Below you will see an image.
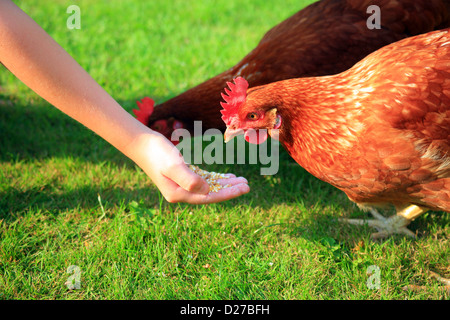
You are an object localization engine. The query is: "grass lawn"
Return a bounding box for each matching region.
[1,0,449,300]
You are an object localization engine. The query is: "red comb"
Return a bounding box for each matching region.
[220,77,249,125]
[133,97,155,124]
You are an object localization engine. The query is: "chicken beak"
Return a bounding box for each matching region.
[224,127,245,143]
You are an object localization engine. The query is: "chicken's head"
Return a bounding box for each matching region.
[220,77,282,144]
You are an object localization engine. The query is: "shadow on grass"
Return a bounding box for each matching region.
[0,98,148,164]
[0,183,164,221]
[290,204,449,248]
[0,97,161,220]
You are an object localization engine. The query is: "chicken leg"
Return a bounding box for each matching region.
[340,204,428,239]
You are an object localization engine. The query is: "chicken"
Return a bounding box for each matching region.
[134,0,450,142]
[221,28,450,291]
[221,28,450,239]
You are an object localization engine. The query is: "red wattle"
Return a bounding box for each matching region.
[245,129,268,144]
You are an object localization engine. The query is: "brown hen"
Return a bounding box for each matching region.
[221,28,450,239]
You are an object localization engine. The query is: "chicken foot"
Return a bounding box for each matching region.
[340,204,428,239]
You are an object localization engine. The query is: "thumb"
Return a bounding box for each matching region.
[167,163,210,194]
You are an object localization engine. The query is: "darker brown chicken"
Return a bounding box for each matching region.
[135,0,450,141]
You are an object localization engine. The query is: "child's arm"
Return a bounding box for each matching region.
[0,1,249,204]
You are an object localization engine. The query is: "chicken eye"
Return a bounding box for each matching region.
[247,112,259,120]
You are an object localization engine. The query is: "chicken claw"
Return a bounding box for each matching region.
[340,209,416,239]
[340,204,429,239]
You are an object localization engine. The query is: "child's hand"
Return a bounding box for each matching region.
[127,132,250,204]
[0,0,250,205]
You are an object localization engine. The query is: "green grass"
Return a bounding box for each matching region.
[1,0,449,300]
